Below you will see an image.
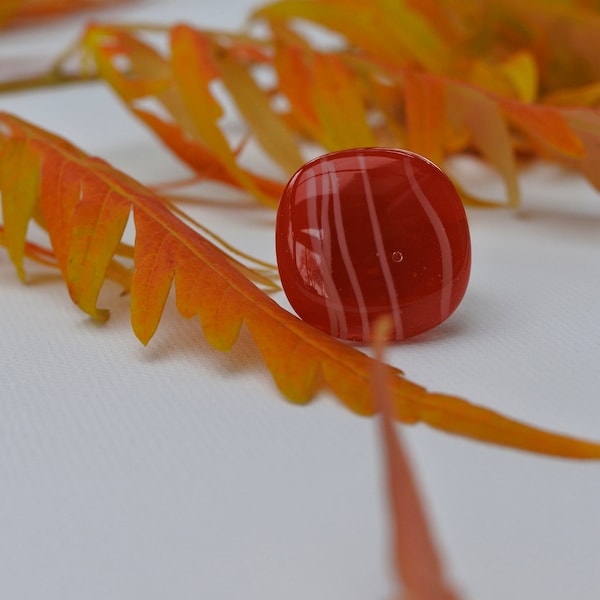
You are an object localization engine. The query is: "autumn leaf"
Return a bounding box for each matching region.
[0,133,40,280]
[2,111,600,460]
[61,12,599,207]
[501,100,585,158]
[253,0,452,74]
[79,24,287,206]
[269,25,322,139]
[309,51,377,149]
[0,0,21,28]
[372,317,459,600]
[252,0,600,202]
[558,108,600,191]
[3,0,599,206]
[213,41,305,175]
[403,70,446,167]
[445,81,522,206]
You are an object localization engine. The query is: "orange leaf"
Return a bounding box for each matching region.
[0,0,21,27]
[270,29,377,149]
[560,107,600,191]
[80,25,283,206]
[169,25,271,198]
[2,112,600,460]
[446,82,521,206]
[372,317,460,600]
[132,108,250,189]
[501,99,585,158]
[270,26,321,139]
[130,208,178,344]
[67,16,600,207]
[404,70,446,166]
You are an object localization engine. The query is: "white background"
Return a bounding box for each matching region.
[1,1,600,599]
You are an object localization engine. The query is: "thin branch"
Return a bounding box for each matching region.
[0,70,99,95]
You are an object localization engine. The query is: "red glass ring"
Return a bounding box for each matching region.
[275,148,471,342]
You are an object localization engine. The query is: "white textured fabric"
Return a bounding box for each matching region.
[1,2,600,599]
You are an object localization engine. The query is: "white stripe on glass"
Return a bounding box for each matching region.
[357,153,404,339]
[404,156,454,320]
[324,159,371,340]
[305,165,348,338]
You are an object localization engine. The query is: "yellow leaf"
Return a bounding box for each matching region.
[214,47,305,176]
[254,0,451,73]
[82,25,172,102]
[310,51,376,149]
[500,51,539,103]
[374,0,452,73]
[0,134,40,280]
[468,52,538,103]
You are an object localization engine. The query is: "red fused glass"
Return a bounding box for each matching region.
[276,148,471,342]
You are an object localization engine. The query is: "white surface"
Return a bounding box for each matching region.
[1,2,600,599]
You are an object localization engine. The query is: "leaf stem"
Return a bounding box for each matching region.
[0,70,99,95]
